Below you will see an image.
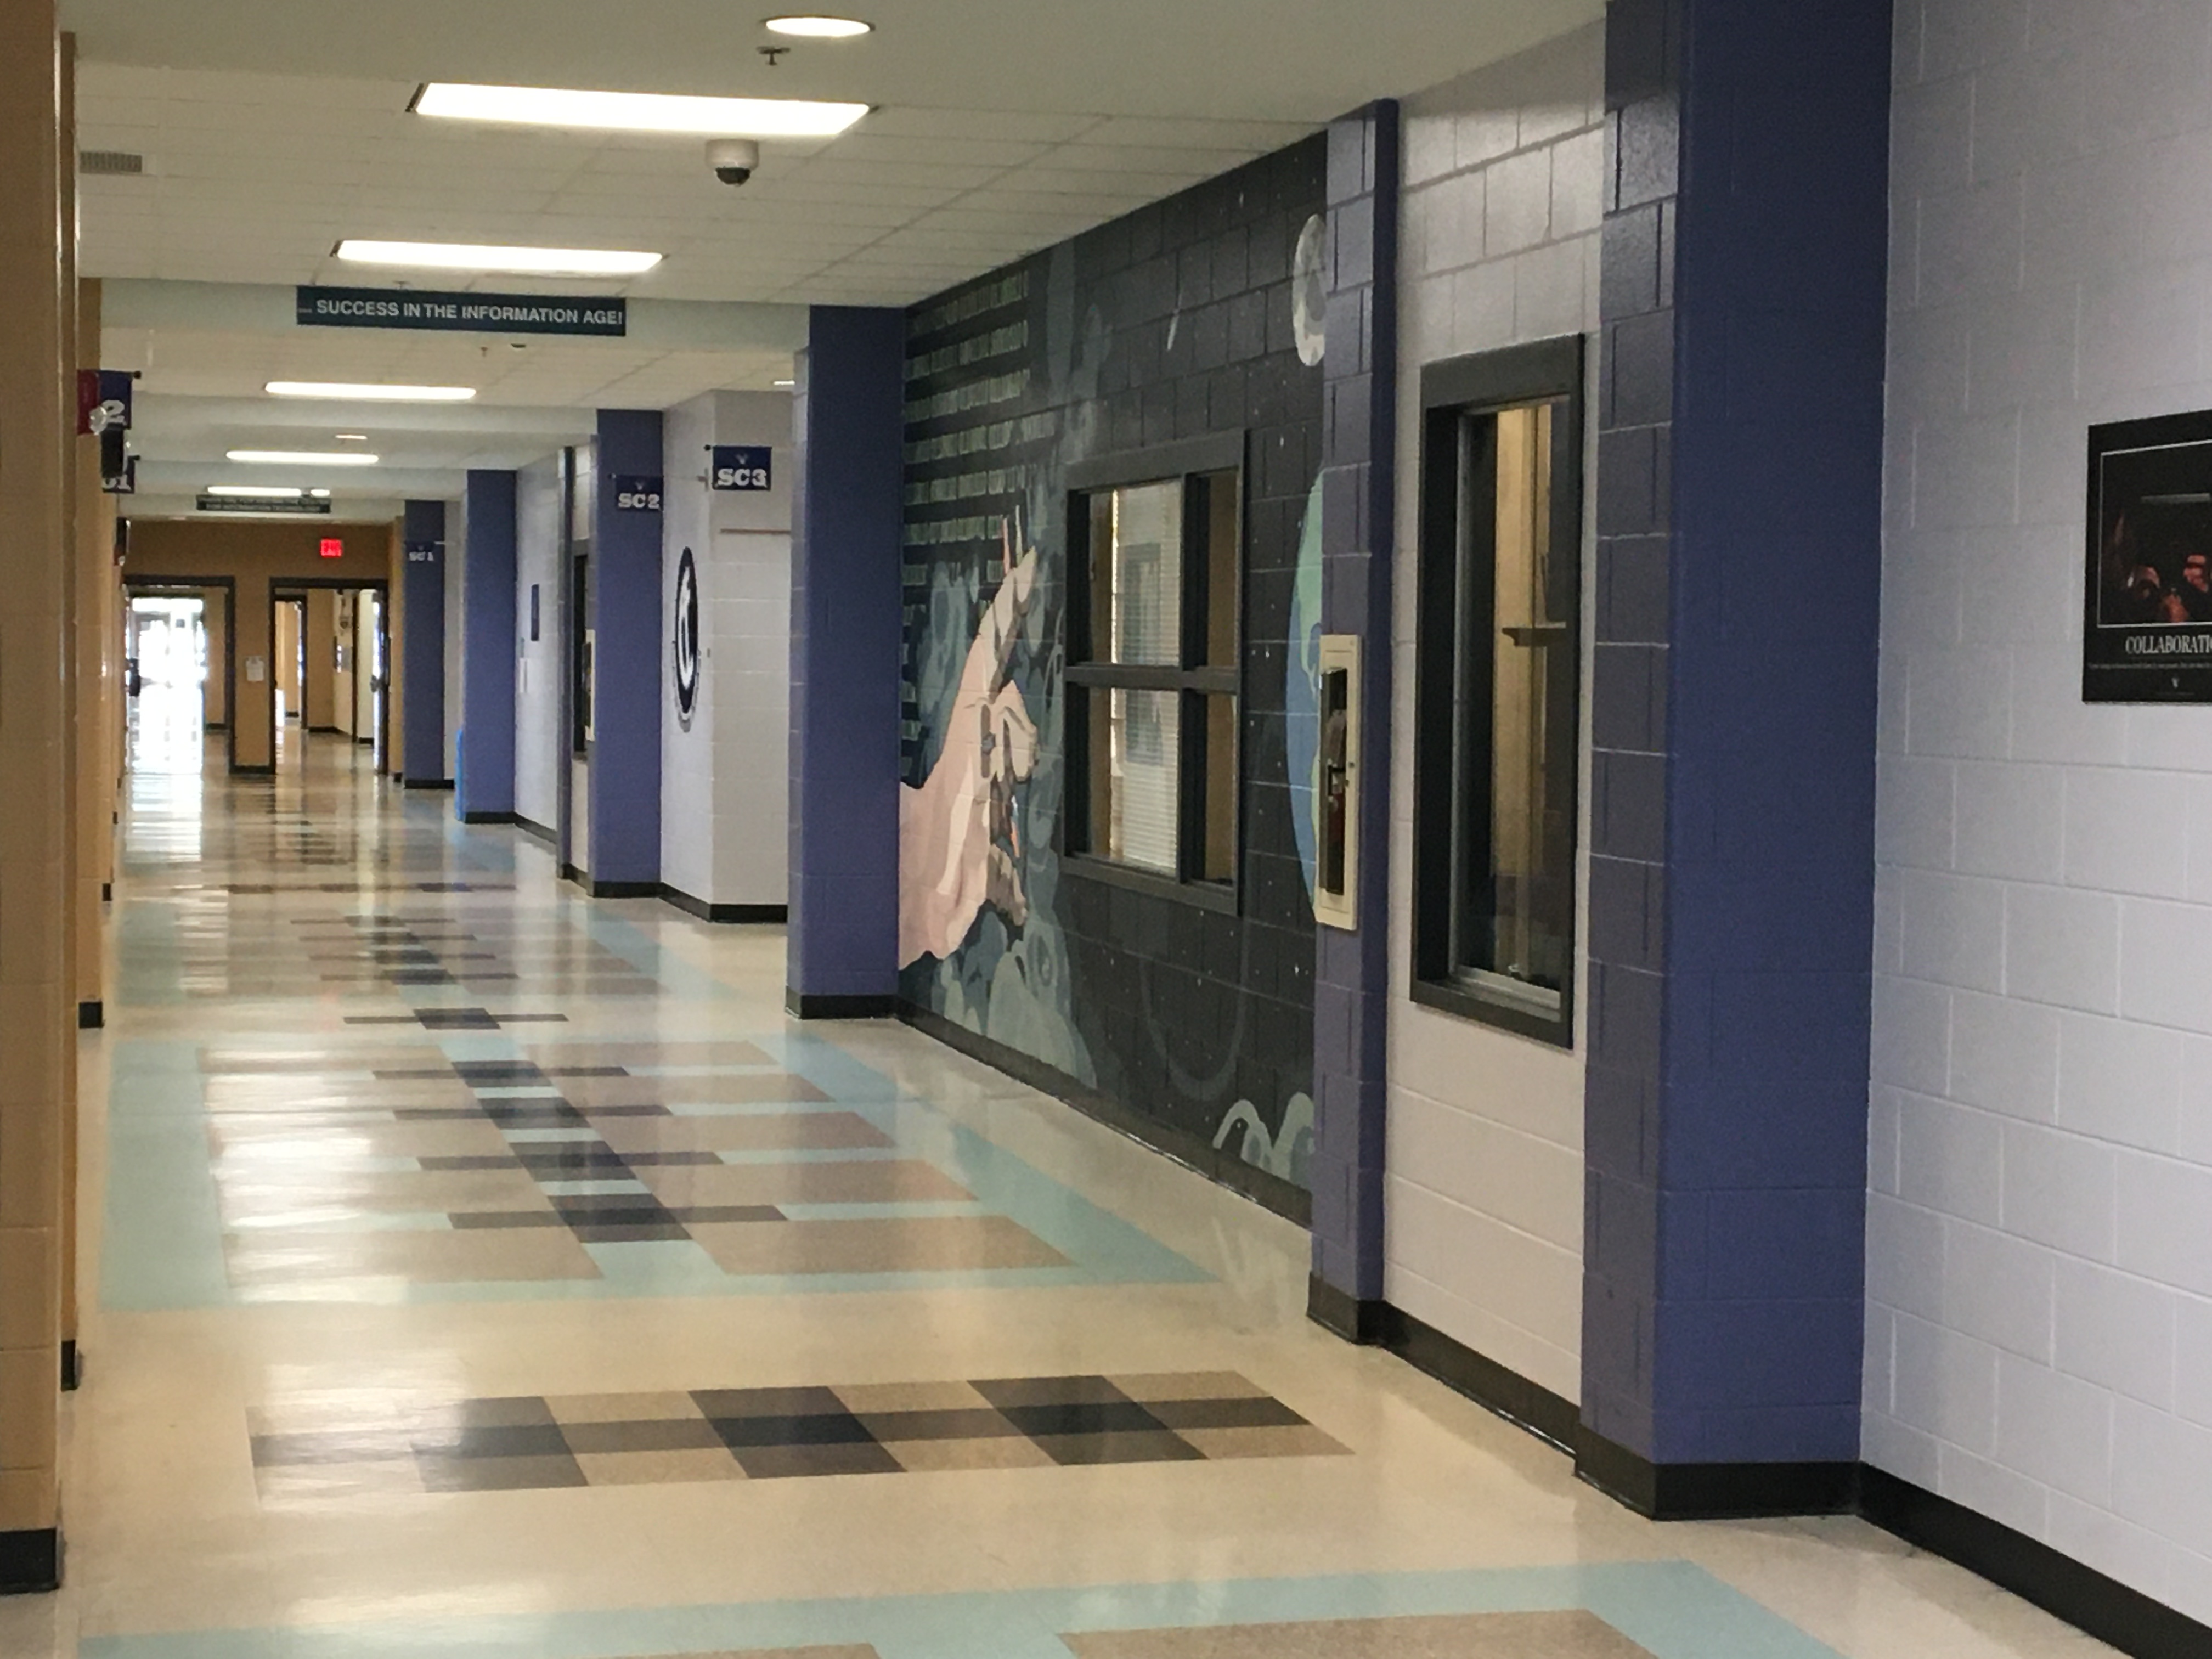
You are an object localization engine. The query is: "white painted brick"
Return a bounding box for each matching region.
[2055,1010,2181,1154]
[1865,1302,1898,1413]
[2003,884,2119,1014]
[2046,1491,2176,1604]
[2000,1121,2116,1261]
[2111,1397,2212,1554]
[1872,972,1951,1094]
[2009,646,2127,765]
[1412,172,1481,278]
[1968,46,2085,184]
[1996,1348,2114,1504]
[1953,758,2063,880]
[1904,642,2012,758]
[2175,1293,2212,1430]
[1875,755,1956,870]
[1869,1085,1905,1196]
[1402,108,1459,187]
[1955,522,2077,648]
[1450,259,1515,355]
[1899,869,2006,992]
[1867,1193,1948,1324]
[1921,0,2027,78]
[1893,76,1976,198]
[1912,413,2022,534]
[1511,236,1588,343]
[1898,1094,2004,1226]
[1949,991,2058,1121]
[1938,1442,2050,1539]
[1889,302,1973,421]
[2078,264,2205,403]
[1480,148,1551,258]
[2115,1151,2212,1299]
[2179,1039,2212,1165]
[1863,1408,1944,1488]
[1895,1311,2001,1455]
[1946,1219,2056,1359]
[2118,897,2212,1035]
[1917,178,2026,308]
[2055,1257,2178,1410]
[1547,129,1604,240]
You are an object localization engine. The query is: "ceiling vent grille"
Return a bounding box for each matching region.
[80,150,144,176]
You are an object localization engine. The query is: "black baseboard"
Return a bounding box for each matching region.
[560,863,583,883]
[901,1002,1313,1227]
[514,816,557,848]
[75,1001,102,1031]
[659,886,788,924]
[1571,1430,1857,1520]
[402,777,455,791]
[230,763,275,777]
[461,810,517,826]
[100,882,110,902]
[307,724,341,733]
[588,879,659,900]
[0,1528,59,1594]
[787,990,897,1020]
[1384,1301,1579,1451]
[1862,1465,2211,1659]
[60,1340,80,1392]
[204,721,228,732]
[1306,1276,1385,1344]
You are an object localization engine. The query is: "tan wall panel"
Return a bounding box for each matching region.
[202,587,229,726]
[0,0,68,1541]
[304,588,337,729]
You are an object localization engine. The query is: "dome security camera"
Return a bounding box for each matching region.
[707,138,760,187]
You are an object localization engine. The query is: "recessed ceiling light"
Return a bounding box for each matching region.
[772,379,796,388]
[764,15,872,37]
[205,485,305,499]
[309,489,332,498]
[411,82,868,138]
[335,433,370,442]
[336,239,661,277]
[227,450,381,466]
[267,381,476,402]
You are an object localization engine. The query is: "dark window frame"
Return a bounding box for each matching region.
[1062,430,1248,916]
[1411,336,1586,1048]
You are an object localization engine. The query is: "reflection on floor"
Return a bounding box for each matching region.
[5,700,2111,1659]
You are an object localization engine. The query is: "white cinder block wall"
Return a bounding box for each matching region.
[1871,0,2212,1617]
[514,454,563,838]
[1383,22,1604,1405]
[660,391,792,911]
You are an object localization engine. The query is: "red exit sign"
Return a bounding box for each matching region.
[319,538,343,559]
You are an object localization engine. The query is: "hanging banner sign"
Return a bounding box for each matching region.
[404,539,442,562]
[613,475,664,512]
[105,454,137,496]
[709,445,772,491]
[77,368,132,436]
[198,494,331,516]
[296,285,628,337]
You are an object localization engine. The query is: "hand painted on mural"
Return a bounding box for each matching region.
[899,522,1041,967]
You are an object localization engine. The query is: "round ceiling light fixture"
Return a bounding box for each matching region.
[764,15,872,37]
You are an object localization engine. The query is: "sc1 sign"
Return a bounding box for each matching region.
[613,475,664,512]
[709,445,772,492]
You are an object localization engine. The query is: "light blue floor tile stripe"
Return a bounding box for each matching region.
[79,1564,1847,1659]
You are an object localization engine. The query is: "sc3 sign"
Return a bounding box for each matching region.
[613,474,664,512]
[709,445,772,492]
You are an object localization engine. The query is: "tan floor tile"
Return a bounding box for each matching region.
[574,1448,748,1486]
[686,1215,1069,1276]
[556,1073,831,1108]
[1062,1612,1652,1659]
[213,1118,510,1160]
[215,1166,548,1219]
[880,1436,1058,1473]
[831,1380,994,1414]
[253,1459,427,1503]
[1109,1372,1272,1403]
[544,1391,710,1425]
[595,1112,893,1155]
[223,1225,601,1285]
[1173,1424,1351,1460]
[521,1041,776,1068]
[634,1159,970,1208]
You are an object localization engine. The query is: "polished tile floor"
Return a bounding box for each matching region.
[2,695,2119,1657]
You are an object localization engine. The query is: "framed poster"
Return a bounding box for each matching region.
[2086,409,2212,702]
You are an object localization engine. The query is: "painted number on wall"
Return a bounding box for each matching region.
[709,445,772,492]
[614,474,664,512]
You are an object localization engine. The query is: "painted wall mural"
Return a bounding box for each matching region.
[899,140,1328,1194]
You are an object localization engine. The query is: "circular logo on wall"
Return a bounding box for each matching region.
[673,545,701,729]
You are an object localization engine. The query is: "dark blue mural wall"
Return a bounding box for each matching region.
[898,138,1327,1193]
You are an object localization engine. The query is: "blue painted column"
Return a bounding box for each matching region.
[586,410,664,896]
[786,307,904,1018]
[1578,0,1891,1514]
[459,469,517,822]
[400,498,448,788]
[1307,103,1400,1334]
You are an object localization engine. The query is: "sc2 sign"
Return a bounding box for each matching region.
[709,445,772,492]
[613,474,663,512]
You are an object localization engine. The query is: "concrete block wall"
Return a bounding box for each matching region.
[1872,0,2212,1617]
[1384,24,1603,1403]
[514,453,563,838]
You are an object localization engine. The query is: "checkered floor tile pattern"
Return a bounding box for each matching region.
[250,1372,1346,1497]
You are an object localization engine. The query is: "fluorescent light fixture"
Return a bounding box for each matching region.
[335,433,370,442]
[309,489,332,498]
[227,449,381,466]
[205,485,304,499]
[765,15,873,37]
[772,379,796,388]
[267,380,476,402]
[337,239,661,276]
[412,82,868,138]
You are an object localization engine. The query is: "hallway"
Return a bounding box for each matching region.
[0,707,2097,1658]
